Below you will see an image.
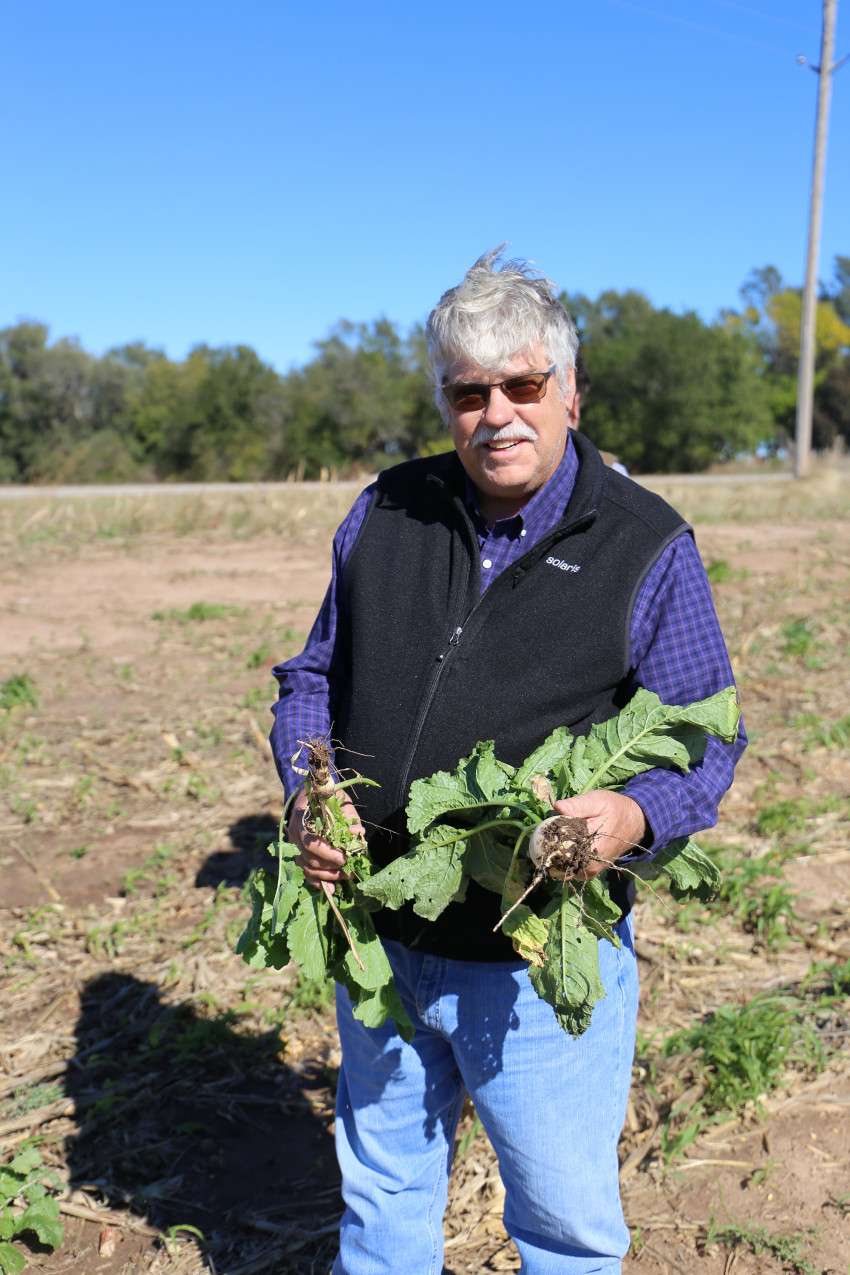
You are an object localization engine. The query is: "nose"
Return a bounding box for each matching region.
[482,384,515,426]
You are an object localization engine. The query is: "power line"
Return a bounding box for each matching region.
[596,0,802,55]
[702,1,818,36]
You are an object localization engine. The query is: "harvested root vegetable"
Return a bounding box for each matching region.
[235,735,414,1042]
[527,814,594,881]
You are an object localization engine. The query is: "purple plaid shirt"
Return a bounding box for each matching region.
[271,434,746,856]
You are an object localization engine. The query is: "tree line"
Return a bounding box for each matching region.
[1,258,848,484]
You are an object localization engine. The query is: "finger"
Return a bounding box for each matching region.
[300,841,347,870]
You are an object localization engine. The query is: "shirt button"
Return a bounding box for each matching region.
[482,558,493,569]
[520,529,527,537]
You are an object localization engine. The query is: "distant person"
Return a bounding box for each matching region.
[572,351,630,476]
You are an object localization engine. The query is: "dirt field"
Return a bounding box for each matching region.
[1,476,849,1275]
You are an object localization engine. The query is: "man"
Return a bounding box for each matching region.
[272,250,745,1274]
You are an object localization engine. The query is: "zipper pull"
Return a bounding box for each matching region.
[436,626,463,662]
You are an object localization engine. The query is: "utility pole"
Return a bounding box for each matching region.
[795,0,838,479]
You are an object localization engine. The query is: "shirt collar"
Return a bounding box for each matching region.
[464,431,580,539]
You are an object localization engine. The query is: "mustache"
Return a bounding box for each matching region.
[471,423,538,448]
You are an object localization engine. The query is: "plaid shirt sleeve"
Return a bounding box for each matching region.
[619,532,747,857]
[269,486,373,804]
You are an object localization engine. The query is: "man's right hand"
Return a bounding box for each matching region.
[287,789,363,894]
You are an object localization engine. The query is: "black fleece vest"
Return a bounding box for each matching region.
[335,433,689,961]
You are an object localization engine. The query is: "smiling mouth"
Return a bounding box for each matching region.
[473,428,537,450]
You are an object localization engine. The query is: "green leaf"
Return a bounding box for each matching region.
[514,727,574,788]
[569,686,740,793]
[528,894,607,1038]
[287,890,330,982]
[464,827,516,894]
[235,868,291,969]
[574,876,623,945]
[501,906,550,965]
[343,978,415,1042]
[19,1198,62,1249]
[406,740,512,834]
[7,1153,39,1179]
[0,1241,26,1274]
[631,837,722,902]
[361,828,468,920]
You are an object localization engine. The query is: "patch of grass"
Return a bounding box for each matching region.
[781,618,816,658]
[122,844,175,895]
[246,643,274,669]
[708,843,803,950]
[663,996,824,1116]
[67,843,91,860]
[754,794,842,840]
[705,1213,819,1275]
[705,558,732,584]
[654,963,848,1161]
[242,686,271,712]
[803,715,850,750]
[0,674,39,713]
[286,970,336,1015]
[152,601,248,623]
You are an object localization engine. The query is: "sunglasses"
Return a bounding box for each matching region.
[442,366,556,412]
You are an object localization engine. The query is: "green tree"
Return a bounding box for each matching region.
[735,260,850,449]
[281,319,443,477]
[565,291,772,473]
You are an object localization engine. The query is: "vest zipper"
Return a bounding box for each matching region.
[437,626,463,661]
[395,624,464,805]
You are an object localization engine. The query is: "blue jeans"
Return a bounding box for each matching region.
[333,916,638,1274]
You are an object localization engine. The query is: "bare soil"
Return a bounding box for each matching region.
[1,498,848,1275]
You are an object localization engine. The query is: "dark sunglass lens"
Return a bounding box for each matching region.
[503,374,546,404]
[447,385,488,411]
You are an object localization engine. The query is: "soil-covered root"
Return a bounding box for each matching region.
[527,815,594,881]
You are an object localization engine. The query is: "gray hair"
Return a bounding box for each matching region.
[426,247,579,423]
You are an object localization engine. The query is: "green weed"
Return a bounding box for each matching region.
[705,558,732,583]
[241,686,270,711]
[754,794,841,840]
[152,601,248,623]
[803,715,850,750]
[246,643,274,669]
[122,845,175,895]
[286,970,336,1015]
[654,965,848,1161]
[705,1208,819,1275]
[0,1145,64,1274]
[0,674,39,713]
[748,1159,781,1188]
[185,772,217,803]
[782,618,816,658]
[709,843,803,950]
[454,1114,484,1162]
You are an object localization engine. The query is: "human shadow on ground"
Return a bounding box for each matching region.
[196,813,281,889]
[64,971,341,1270]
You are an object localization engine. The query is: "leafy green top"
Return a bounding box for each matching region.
[360,687,739,1036]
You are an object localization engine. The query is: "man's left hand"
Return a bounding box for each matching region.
[553,790,647,880]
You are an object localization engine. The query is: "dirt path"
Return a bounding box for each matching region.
[1,513,848,1275]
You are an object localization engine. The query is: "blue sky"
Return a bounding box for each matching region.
[3,0,848,372]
